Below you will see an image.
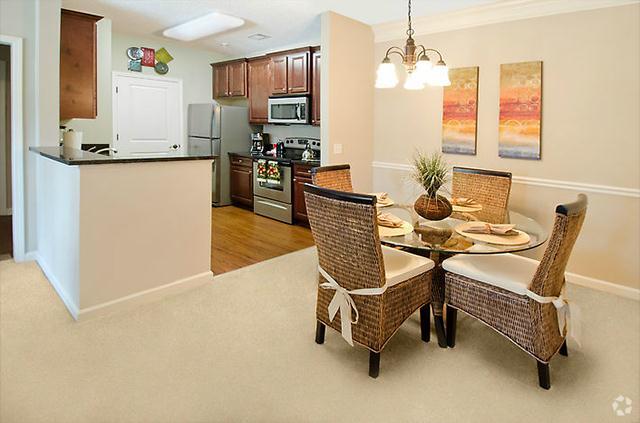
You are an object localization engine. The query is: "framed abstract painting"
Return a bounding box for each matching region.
[498,61,543,160]
[442,67,479,155]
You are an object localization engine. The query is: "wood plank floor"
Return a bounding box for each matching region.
[211,206,315,275]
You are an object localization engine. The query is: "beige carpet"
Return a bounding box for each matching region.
[1,248,639,423]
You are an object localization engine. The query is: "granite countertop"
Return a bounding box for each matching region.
[228,151,320,167]
[30,147,216,166]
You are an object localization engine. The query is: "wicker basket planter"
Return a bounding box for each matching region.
[414,194,453,221]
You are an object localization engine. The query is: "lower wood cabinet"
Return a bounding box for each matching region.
[293,164,313,224]
[229,154,253,208]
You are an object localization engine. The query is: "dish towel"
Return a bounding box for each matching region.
[256,159,267,183]
[266,161,281,184]
[318,266,387,346]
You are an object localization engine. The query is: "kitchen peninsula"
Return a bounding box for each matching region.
[30,147,215,320]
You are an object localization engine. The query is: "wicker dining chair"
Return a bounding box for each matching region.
[443,194,587,389]
[452,167,512,224]
[310,164,353,192]
[304,183,435,378]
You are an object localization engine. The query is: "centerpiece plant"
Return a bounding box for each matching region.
[411,151,453,221]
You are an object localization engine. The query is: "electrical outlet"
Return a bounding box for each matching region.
[333,143,343,154]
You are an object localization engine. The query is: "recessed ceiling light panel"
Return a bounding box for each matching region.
[248,33,271,41]
[163,12,244,41]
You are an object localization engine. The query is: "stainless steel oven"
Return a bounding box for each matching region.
[253,161,293,224]
[267,96,309,124]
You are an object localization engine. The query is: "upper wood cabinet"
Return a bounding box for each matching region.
[247,57,271,124]
[311,48,321,126]
[269,48,311,96]
[228,61,247,97]
[59,9,103,120]
[270,55,288,95]
[211,59,247,98]
[212,65,229,98]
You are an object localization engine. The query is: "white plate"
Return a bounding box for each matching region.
[455,222,531,246]
[378,221,413,237]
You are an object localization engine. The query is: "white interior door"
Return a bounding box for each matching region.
[113,72,183,156]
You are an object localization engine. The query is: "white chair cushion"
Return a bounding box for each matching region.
[442,253,540,295]
[382,246,435,287]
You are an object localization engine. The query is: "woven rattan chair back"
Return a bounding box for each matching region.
[452,167,512,224]
[310,164,354,192]
[304,184,385,291]
[529,194,588,298]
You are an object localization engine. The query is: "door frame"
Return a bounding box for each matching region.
[0,35,25,261]
[111,71,184,150]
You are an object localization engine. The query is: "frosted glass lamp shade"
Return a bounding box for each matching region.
[403,70,425,90]
[375,60,399,88]
[415,57,433,84]
[427,61,451,87]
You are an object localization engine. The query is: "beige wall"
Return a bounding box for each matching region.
[373,5,640,288]
[321,12,374,191]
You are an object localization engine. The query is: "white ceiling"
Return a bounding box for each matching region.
[61,0,501,57]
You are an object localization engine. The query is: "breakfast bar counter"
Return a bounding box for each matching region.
[31,147,214,320]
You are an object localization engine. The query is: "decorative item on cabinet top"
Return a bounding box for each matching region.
[126,46,174,75]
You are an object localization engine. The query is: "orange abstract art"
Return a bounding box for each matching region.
[499,61,542,159]
[442,67,479,155]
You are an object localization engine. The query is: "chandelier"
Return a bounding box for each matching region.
[375,0,451,89]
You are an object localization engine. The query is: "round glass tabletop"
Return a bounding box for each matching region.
[379,205,548,255]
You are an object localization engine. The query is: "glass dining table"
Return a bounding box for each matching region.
[378,204,548,348]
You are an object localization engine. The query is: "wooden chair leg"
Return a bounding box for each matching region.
[559,340,568,356]
[315,321,325,344]
[446,306,457,348]
[537,361,550,390]
[369,351,380,378]
[420,304,430,343]
[433,307,447,348]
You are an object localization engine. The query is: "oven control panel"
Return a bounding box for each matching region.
[284,137,321,151]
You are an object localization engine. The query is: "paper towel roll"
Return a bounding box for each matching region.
[63,130,83,150]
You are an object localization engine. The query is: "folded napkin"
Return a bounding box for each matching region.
[372,192,390,203]
[463,222,517,236]
[452,197,479,206]
[377,212,404,228]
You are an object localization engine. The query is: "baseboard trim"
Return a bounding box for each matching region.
[34,254,80,319]
[21,250,38,262]
[34,252,214,320]
[566,272,639,301]
[76,270,214,321]
[371,161,640,198]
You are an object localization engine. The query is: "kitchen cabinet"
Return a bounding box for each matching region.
[293,163,313,224]
[311,48,321,126]
[270,54,288,95]
[269,48,311,96]
[248,57,271,124]
[211,59,247,98]
[59,9,103,120]
[229,154,253,208]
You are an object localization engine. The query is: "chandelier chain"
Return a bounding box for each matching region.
[406,0,414,37]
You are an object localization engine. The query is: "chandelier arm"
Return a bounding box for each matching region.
[384,46,406,61]
[417,46,444,62]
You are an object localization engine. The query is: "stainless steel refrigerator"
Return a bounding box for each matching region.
[188,102,252,206]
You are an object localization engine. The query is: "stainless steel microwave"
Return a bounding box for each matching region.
[267,96,309,124]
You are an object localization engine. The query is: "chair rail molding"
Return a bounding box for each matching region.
[371,161,640,199]
[373,0,640,42]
